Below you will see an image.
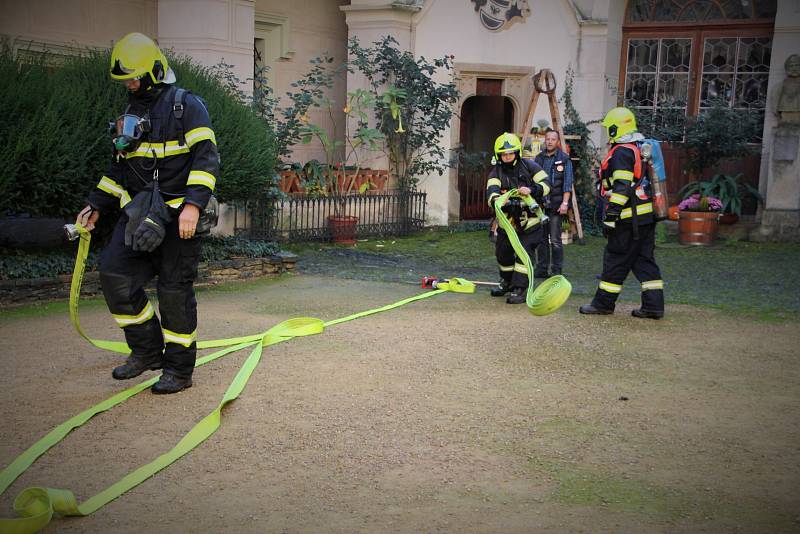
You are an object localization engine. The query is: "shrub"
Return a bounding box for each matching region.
[0,237,280,280]
[0,43,278,218]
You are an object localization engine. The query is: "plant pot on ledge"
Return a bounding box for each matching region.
[328,215,358,245]
[678,211,720,246]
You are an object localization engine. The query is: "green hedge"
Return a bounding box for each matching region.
[0,237,281,280]
[0,42,277,218]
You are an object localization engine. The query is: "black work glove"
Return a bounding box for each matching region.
[132,215,167,252]
[602,212,618,237]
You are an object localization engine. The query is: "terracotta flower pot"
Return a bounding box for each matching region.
[678,211,720,246]
[328,215,358,244]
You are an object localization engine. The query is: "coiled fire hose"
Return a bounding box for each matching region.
[0,202,569,533]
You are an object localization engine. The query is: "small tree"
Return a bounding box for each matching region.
[681,99,759,179]
[348,36,459,192]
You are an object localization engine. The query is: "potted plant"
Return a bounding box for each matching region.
[677,173,763,225]
[299,88,400,243]
[677,194,723,245]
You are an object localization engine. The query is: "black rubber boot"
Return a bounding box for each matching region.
[579,304,613,315]
[490,280,510,297]
[151,373,193,394]
[506,288,527,304]
[112,352,163,380]
[632,308,664,320]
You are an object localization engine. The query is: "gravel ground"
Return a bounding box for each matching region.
[1,263,799,532]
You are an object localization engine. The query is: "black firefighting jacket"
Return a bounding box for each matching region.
[486,158,552,233]
[599,143,654,225]
[88,84,219,215]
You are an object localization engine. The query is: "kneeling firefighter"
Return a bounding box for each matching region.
[75,33,220,393]
[486,133,552,304]
[579,107,664,319]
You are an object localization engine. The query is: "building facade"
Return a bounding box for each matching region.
[2,0,798,238]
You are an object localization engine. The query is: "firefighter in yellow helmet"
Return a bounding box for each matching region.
[579,107,664,319]
[75,33,220,393]
[485,132,552,304]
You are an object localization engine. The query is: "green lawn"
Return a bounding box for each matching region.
[285,227,800,320]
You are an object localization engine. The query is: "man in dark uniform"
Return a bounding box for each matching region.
[486,132,552,304]
[534,129,573,277]
[579,107,664,319]
[75,33,220,393]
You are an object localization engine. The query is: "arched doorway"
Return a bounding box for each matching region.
[458,86,515,220]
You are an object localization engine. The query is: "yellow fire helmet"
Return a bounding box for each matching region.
[110,32,176,84]
[602,106,637,143]
[493,132,522,159]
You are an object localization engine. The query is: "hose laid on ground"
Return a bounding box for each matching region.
[0,214,569,533]
[493,189,572,316]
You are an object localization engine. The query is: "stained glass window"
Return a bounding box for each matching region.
[626,0,776,22]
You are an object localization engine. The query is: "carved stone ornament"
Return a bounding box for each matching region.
[471,0,531,32]
[777,54,800,124]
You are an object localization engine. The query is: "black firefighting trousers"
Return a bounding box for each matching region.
[591,222,664,313]
[99,213,202,379]
[495,226,543,289]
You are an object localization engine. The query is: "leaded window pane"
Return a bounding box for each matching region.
[660,38,692,73]
[735,73,768,108]
[658,74,689,107]
[717,0,749,19]
[737,37,772,73]
[754,0,777,19]
[625,73,657,108]
[700,74,733,107]
[703,38,737,72]
[627,39,658,73]
[652,0,679,21]
[627,0,653,22]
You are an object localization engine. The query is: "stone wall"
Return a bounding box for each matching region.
[0,255,297,305]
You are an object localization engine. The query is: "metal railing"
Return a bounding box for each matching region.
[234,191,427,242]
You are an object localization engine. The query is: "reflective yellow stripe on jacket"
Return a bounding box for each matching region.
[125,140,190,159]
[620,202,653,219]
[185,127,216,148]
[97,176,132,208]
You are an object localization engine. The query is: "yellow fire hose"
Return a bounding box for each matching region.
[0,206,569,533]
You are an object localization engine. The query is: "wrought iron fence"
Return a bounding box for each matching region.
[232,191,427,242]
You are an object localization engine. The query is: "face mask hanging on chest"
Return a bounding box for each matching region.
[109,113,151,154]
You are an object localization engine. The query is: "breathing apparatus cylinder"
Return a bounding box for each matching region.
[640,142,669,221]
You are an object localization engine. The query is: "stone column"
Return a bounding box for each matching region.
[755,0,800,241]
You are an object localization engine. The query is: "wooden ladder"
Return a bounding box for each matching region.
[519,69,585,243]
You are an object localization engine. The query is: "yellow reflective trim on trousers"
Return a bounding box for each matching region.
[513,263,528,274]
[499,264,514,272]
[0,223,454,533]
[125,141,190,159]
[641,279,664,291]
[111,301,155,327]
[599,280,623,293]
[165,197,185,209]
[187,170,216,190]
[611,170,634,182]
[620,202,653,219]
[185,127,216,148]
[163,328,197,347]
[487,178,502,188]
[609,193,628,206]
